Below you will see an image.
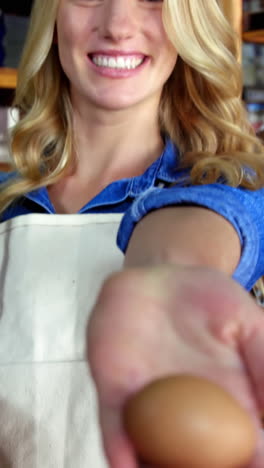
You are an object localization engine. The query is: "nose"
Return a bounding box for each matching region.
[99,0,138,42]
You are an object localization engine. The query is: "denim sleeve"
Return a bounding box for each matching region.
[117,184,264,291]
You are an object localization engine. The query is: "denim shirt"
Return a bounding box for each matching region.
[1,138,264,291]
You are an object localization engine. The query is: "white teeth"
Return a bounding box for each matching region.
[117,57,125,68]
[125,58,131,69]
[91,55,144,70]
[109,57,116,68]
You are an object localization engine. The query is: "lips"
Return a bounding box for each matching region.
[89,50,146,59]
[87,50,149,77]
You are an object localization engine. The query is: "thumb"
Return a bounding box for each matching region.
[230,304,264,468]
[240,308,264,418]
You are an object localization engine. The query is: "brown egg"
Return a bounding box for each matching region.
[123,375,257,468]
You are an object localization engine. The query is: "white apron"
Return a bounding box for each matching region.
[0,213,124,468]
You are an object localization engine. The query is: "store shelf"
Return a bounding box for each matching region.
[243,30,264,43]
[0,68,17,89]
[243,10,264,43]
[243,86,264,102]
[1,0,33,17]
[0,162,12,172]
[258,128,264,140]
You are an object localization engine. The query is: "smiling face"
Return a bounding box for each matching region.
[56,0,178,113]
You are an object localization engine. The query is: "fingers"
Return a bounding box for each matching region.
[249,427,264,468]
[240,309,264,417]
[98,403,138,468]
[236,301,264,468]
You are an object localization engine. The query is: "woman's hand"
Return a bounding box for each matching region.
[87,264,264,468]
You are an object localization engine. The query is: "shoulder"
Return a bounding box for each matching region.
[155,137,183,184]
[0,171,30,223]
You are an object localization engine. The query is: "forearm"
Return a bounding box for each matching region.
[124,206,241,275]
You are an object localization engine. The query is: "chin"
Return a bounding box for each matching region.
[94,97,143,112]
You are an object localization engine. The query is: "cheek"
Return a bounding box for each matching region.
[56,15,73,56]
[160,41,178,77]
[167,47,178,71]
[161,26,178,71]
[56,9,85,52]
[56,14,80,78]
[150,18,178,70]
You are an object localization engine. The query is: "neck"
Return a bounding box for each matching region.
[68,95,164,183]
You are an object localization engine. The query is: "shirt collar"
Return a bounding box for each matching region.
[156,137,181,183]
[0,137,181,212]
[128,137,180,196]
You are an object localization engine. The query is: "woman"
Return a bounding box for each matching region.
[0,0,264,467]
